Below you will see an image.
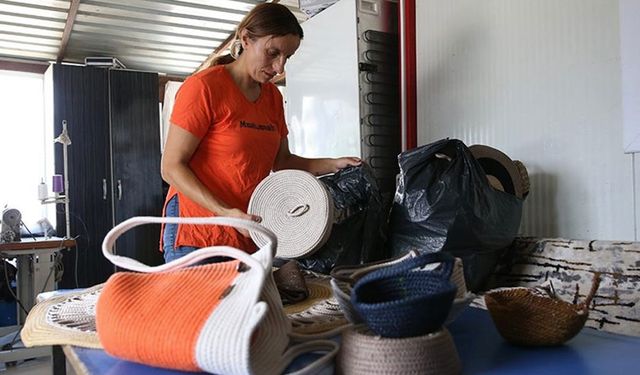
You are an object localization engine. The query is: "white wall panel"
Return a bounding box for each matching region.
[634,154,640,240]
[286,0,361,158]
[416,0,634,240]
[620,0,640,153]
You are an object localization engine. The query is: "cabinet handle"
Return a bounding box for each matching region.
[102,179,107,200]
[117,179,122,201]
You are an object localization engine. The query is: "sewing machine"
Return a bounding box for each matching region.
[0,236,76,367]
[0,208,22,243]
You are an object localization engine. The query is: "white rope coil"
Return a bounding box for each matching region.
[249,170,334,259]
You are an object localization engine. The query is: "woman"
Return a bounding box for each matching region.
[161,3,360,263]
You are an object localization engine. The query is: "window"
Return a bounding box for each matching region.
[0,70,54,234]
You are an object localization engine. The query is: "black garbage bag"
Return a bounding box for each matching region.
[388,138,523,291]
[296,164,389,274]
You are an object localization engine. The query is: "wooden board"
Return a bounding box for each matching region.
[0,237,76,252]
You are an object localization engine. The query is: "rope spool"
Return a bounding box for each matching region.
[249,170,334,259]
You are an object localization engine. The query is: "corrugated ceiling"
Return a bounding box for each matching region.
[0,0,307,76]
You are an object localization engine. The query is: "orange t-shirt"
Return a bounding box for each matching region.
[164,65,288,253]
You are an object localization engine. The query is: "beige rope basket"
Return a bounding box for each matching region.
[337,325,461,375]
[21,284,103,348]
[484,273,601,346]
[282,272,349,338]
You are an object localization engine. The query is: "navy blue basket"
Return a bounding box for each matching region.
[351,252,457,338]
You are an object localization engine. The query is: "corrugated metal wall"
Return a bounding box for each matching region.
[415,0,635,240]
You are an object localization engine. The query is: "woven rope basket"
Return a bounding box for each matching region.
[337,325,461,375]
[21,284,103,348]
[331,253,472,326]
[484,273,601,346]
[352,253,457,338]
[248,170,333,259]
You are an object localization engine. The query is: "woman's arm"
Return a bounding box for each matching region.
[273,137,361,175]
[161,125,259,226]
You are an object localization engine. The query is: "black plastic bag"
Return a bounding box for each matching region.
[296,164,389,274]
[388,138,523,291]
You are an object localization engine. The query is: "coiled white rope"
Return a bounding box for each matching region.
[249,170,334,259]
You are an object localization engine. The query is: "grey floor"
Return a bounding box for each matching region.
[1,327,51,375]
[1,356,76,375]
[1,356,52,374]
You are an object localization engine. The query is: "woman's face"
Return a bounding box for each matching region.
[240,32,301,83]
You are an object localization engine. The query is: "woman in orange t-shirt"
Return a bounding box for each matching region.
[160,3,361,263]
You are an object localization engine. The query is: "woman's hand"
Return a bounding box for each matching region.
[330,157,362,172]
[274,138,363,176]
[218,207,262,238]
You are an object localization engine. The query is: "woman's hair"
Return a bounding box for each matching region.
[211,3,303,66]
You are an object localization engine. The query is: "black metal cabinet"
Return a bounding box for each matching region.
[46,64,164,288]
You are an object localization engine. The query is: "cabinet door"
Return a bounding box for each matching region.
[51,64,114,288]
[109,69,164,266]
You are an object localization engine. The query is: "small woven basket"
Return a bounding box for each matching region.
[330,251,419,324]
[332,253,471,326]
[484,273,601,346]
[352,253,457,338]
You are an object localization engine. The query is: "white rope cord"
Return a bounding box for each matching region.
[249,170,334,259]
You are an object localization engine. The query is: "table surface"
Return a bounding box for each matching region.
[0,237,76,252]
[65,307,640,374]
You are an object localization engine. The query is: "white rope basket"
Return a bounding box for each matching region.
[248,170,334,259]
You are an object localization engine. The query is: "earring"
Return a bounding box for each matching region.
[230,39,243,59]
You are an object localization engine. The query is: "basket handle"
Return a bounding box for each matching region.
[101,216,276,273]
[355,251,455,287]
[331,250,420,283]
[580,272,601,309]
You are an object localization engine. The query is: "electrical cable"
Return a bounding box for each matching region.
[1,258,26,351]
[20,220,38,242]
[70,213,88,289]
[2,259,27,316]
[1,261,22,351]
[56,209,89,289]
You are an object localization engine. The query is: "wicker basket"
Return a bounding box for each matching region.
[484,273,601,346]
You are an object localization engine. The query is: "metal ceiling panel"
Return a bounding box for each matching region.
[0,40,59,53]
[0,13,66,28]
[0,47,57,60]
[0,24,63,38]
[65,0,259,75]
[0,0,308,76]
[74,14,232,40]
[2,0,70,8]
[86,0,248,22]
[0,0,66,63]
[77,4,238,31]
[71,24,223,47]
[0,1,70,19]
[0,33,60,47]
[69,34,214,55]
